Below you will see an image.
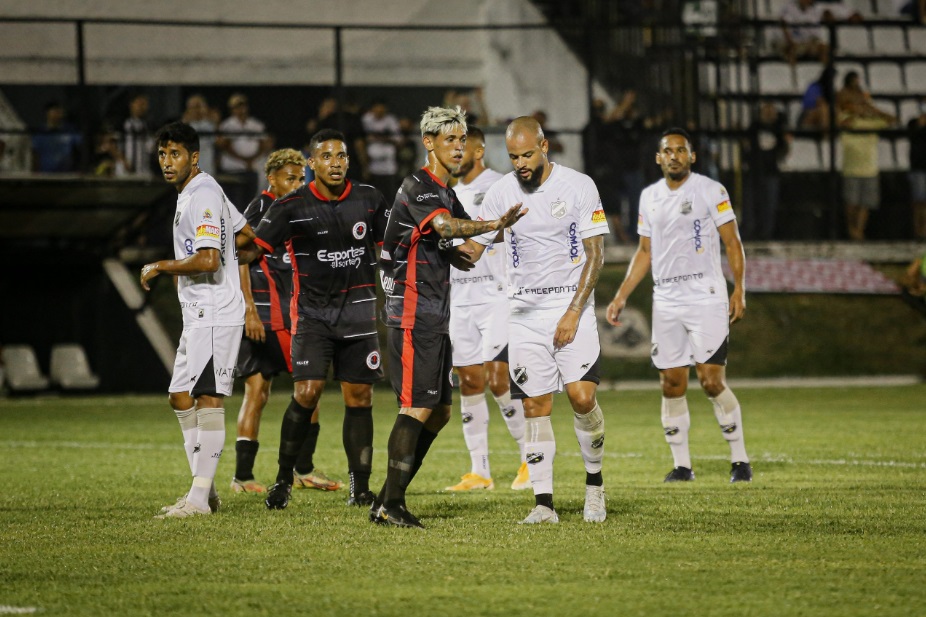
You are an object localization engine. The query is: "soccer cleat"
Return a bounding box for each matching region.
[230,477,267,494]
[444,473,495,491]
[730,461,753,483]
[510,462,531,491]
[293,469,344,491]
[369,500,387,525]
[519,505,559,525]
[664,466,695,482]
[583,485,607,523]
[265,482,292,510]
[155,500,211,519]
[347,490,376,507]
[381,504,424,528]
[159,494,187,514]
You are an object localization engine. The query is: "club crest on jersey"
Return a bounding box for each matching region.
[550,200,567,219]
[513,365,528,385]
[352,221,367,239]
[680,200,692,214]
[203,209,213,220]
[365,351,381,370]
[474,192,486,205]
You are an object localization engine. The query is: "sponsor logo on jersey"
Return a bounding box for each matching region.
[680,200,692,214]
[438,238,454,251]
[693,219,704,254]
[366,351,381,370]
[317,247,365,268]
[417,192,439,202]
[591,209,606,223]
[550,199,567,219]
[196,224,220,239]
[717,200,731,213]
[198,309,204,318]
[513,365,528,385]
[510,228,521,268]
[526,452,544,464]
[514,284,579,296]
[379,271,395,293]
[568,222,580,263]
[655,272,704,286]
[352,222,367,239]
[461,412,473,424]
[203,209,213,220]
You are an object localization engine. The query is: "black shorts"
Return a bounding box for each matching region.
[291,320,383,384]
[236,330,292,379]
[387,327,453,409]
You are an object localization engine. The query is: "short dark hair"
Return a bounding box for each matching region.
[308,129,347,153]
[466,125,486,144]
[661,126,692,145]
[155,121,200,154]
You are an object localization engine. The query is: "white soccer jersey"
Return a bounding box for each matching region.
[172,172,247,328]
[638,172,736,306]
[475,163,609,314]
[450,167,506,307]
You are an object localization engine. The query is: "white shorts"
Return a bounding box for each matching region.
[169,325,243,397]
[508,306,601,398]
[450,300,509,366]
[651,302,728,370]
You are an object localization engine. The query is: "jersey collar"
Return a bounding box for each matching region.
[261,190,276,200]
[309,180,353,202]
[421,166,448,188]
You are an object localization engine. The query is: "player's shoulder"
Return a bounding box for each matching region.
[690,173,729,199]
[398,168,441,199]
[478,167,505,186]
[185,172,224,199]
[349,181,387,202]
[551,163,596,190]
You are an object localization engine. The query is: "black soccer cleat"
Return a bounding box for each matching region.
[381,504,424,529]
[730,461,753,483]
[265,482,292,510]
[369,499,387,525]
[347,490,376,507]
[664,466,695,482]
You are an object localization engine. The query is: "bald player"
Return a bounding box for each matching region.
[471,116,611,524]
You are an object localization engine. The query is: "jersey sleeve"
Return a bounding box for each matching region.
[372,190,390,245]
[707,180,736,228]
[576,175,610,239]
[471,181,504,246]
[241,196,266,229]
[228,199,246,233]
[637,188,652,238]
[253,196,294,254]
[190,186,225,251]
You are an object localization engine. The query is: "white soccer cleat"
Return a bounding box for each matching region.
[159,494,187,514]
[519,505,559,525]
[583,485,606,523]
[155,500,211,519]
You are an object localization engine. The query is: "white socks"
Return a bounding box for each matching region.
[573,403,605,474]
[174,406,198,472]
[493,391,527,462]
[661,396,692,469]
[710,388,749,463]
[461,394,491,478]
[524,416,556,495]
[188,407,225,509]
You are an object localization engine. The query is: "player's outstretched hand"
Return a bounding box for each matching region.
[140,262,160,291]
[606,296,626,326]
[497,203,528,230]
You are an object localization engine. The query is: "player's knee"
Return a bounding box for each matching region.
[487,373,509,398]
[293,381,322,409]
[168,392,192,411]
[568,392,597,415]
[458,370,486,395]
[659,374,687,398]
[699,374,726,398]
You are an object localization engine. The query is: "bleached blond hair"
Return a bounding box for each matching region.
[419,105,467,138]
[264,148,307,175]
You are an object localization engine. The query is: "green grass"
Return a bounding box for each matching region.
[2,385,925,616]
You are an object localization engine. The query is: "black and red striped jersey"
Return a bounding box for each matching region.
[380,167,470,333]
[243,190,292,332]
[253,181,389,337]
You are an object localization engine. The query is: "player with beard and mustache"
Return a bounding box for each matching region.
[607,127,752,485]
[471,116,612,525]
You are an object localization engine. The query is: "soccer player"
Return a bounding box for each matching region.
[231,148,306,494]
[372,106,527,528]
[606,127,752,484]
[240,129,390,510]
[140,121,248,518]
[445,126,529,492]
[472,116,610,525]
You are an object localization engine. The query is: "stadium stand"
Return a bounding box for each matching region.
[2,345,50,393]
[50,344,100,391]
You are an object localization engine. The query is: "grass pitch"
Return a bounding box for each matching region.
[1,384,925,617]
